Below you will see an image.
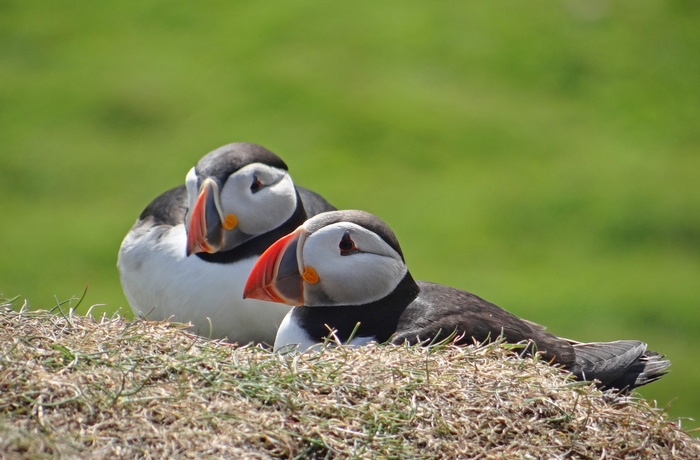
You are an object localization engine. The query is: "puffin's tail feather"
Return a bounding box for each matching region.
[570,340,670,391]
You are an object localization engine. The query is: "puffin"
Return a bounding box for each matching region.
[117,142,335,345]
[243,210,670,390]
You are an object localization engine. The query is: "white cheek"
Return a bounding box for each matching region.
[306,252,407,305]
[221,173,297,235]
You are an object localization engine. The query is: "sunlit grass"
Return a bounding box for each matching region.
[1,0,698,433]
[2,302,698,458]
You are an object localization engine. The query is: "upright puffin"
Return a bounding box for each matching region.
[244,210,669,390]
[118,142,335,344]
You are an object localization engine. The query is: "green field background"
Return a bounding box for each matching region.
[2,1,698,433]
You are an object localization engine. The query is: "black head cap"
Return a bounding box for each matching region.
[304,210,406,261]
[195,143,288,184]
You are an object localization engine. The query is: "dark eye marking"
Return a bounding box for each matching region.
[250,175,264,193]
[339,231,360,256]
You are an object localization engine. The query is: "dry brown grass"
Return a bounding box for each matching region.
[1,298,698,459]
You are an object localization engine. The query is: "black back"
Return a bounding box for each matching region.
[138,185,188,227]
[296,186,336,218]
[395,281,576,364]
[293,274,576,365]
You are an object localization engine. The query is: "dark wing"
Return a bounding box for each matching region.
[138,185,188,227]
[296,186,336,217]
[393,281,576,365]
[568,340,670,390]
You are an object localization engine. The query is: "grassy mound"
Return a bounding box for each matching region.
[1,301,697,459]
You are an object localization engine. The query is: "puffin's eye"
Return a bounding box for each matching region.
[250,175,264,193]
[339,232,359,256]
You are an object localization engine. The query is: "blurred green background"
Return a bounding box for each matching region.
[2,1,698,433]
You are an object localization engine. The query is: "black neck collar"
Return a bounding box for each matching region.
[293,272,421,344]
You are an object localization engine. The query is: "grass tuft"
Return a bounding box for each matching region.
[1,298,698,459]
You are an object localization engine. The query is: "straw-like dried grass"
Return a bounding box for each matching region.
[1,299,698,459]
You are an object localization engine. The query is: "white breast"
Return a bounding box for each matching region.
[273,309,317,352]
[118,222,290,345]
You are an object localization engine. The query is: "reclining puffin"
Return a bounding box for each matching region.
[244,209,669,390]
[118,142,334,344]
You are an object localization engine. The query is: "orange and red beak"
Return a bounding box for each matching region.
[243,228,312,306]
[186,178,238,256]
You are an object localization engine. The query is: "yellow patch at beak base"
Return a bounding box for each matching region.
[302,266,319,284]
[223,214,238,230]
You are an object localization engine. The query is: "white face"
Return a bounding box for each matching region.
[219,163,297,236]
[300,222,407,306]
[185,163,298,248]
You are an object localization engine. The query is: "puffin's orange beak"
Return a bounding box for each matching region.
[186,178,225,256]
[243,228,308,306]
